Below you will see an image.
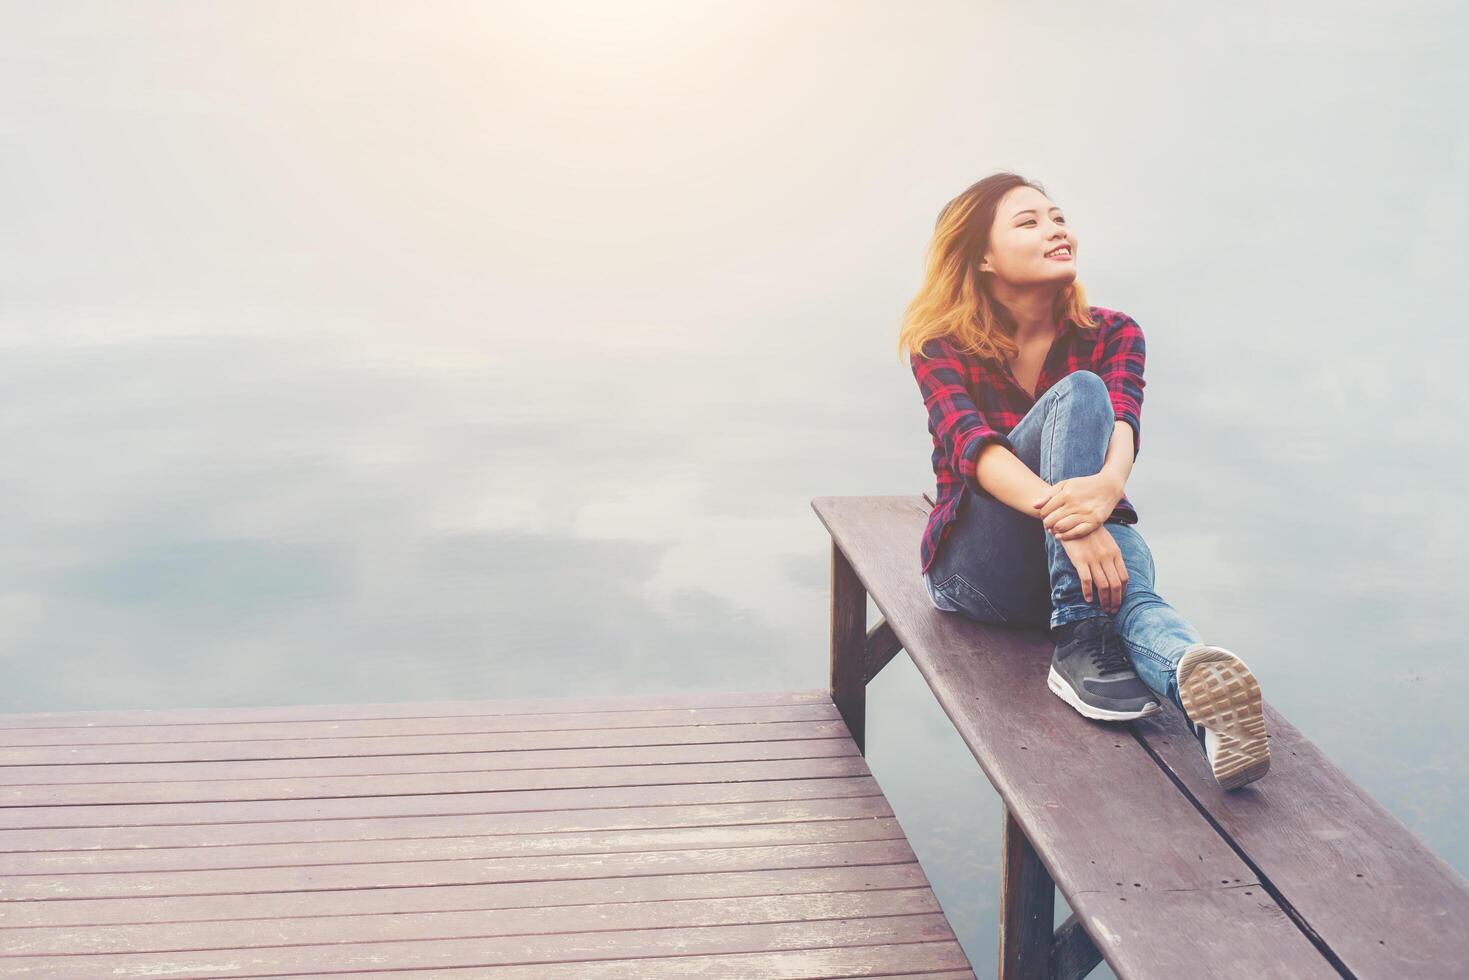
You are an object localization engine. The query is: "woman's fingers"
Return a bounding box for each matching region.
[1058,521,1094,542]
[1091,562,1110,609]
[1050,516,1091,540]
[1107,555,1128,613]
[1097,562,1114,612]
[1068,547,1128,613]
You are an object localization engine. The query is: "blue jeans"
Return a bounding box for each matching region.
[922,370,1201,712]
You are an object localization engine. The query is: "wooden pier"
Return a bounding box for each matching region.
[7,491,1469,978]
[0,690,974,977]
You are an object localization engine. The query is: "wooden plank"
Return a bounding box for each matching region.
[0,937,973,980]
[2,885,941,957]
[0,689,831,730]
[0,862,935,929]
[1137,698,1469,978]
[337,946,975,979]
[0,837,923,901]
[6,814,908,875]
[0,756,872,807]
[0,775,886,830]
[0,736,859,786]
[0,795,894,855]
[0,718,852,767]
[811,494,1337,979]
[0,702,841,748]
[328,950,975,980]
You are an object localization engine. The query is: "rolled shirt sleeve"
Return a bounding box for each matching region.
[1098,315,1146,458]
[911,337,1015,496]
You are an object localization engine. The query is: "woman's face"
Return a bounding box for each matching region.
[978,185,1077,288]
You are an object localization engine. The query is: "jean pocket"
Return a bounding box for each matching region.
[935,572,1008,624]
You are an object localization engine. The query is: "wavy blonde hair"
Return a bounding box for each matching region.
[897,172,1095,363]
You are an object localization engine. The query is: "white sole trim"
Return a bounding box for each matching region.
[1047,665,1162,722]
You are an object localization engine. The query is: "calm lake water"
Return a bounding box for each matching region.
[4,3,1465,973]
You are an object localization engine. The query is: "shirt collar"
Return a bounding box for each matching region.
[1063,312,1101,339]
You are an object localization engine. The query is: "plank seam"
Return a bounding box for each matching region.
[0,857,924,903]
[0,715,847,750]
[1127,725,1356,979]
[215,936,964,979]
[0,747,864,787]
[0,692,834,732]
[0,731,857,768]
[5,830,912,878]
[1,812,900,856]
[0,883,940,932]
[0,772,881,811]
[0,909,951,959]
[0,785,889,831]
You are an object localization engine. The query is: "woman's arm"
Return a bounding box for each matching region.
[1097,420,1136,498]
[910,337,1016,496]
[976,441,1059,516]
[1097,314,1146,460]
[911,336,1057,518]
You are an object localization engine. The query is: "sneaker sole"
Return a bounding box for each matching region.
[1177,645,1270,790]
[1047,665,1162,721]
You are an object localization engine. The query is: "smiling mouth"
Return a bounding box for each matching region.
[1044,245,1073,260]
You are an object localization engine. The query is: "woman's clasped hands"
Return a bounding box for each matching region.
[1031,473,1123,540]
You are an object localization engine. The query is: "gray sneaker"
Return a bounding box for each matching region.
[1046,616,1161,721]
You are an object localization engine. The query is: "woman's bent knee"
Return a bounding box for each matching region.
[1055,369,1107,402]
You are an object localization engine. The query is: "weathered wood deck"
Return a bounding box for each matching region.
[0,690,974,978]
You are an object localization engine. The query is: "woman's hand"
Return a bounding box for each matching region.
[1057,525,1129,614]
[1032,473,1123,541]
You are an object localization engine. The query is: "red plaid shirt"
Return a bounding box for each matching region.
[911,306,1145,575]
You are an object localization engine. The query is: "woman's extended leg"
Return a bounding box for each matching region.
[1101,523,1202,712]
[1107,520,1271,787]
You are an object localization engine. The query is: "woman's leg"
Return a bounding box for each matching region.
[1103,523,1202,712]
[1107,522,1272,787]
[924,370,1126,628]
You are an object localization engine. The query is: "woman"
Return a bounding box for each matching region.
[898,172,1270,791]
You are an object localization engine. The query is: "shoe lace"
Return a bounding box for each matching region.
[1082,619,1131,675]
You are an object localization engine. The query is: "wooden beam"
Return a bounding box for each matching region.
[829,541,867,754]
[1051,911,1104,979]
[863,618,903,684]
[998,804,1055,979]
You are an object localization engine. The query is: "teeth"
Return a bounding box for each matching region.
[1046,247,1071,257]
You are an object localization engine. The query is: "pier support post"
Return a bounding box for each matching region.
[999,804,1056,979]
[997,803,1105,979]
[829,540,867,754]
